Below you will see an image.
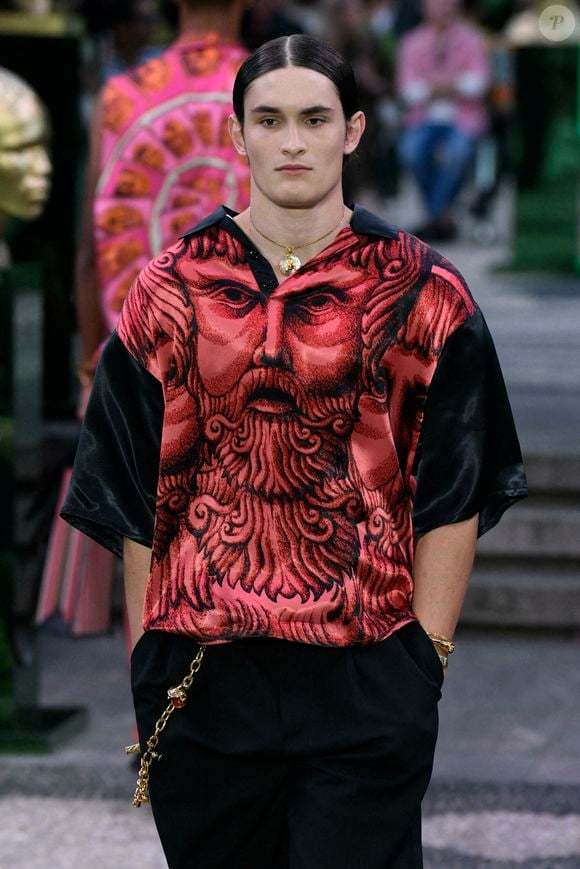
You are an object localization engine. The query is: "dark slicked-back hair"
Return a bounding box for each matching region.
[232,34,360,125]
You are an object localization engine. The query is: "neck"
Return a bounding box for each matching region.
[431,18,452,32]
[178,3,242,40]
[243,188,348,251]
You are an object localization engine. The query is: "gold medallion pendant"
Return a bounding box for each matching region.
[248,206,348,279]
[279,253,302,276]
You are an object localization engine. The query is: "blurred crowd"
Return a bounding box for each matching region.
[2,0,576,262]
[2,0,576,427]
[70,0,573,242]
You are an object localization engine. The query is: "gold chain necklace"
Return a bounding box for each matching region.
[248,206,348,276]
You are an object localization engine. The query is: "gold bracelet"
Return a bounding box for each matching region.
[426,631,455,655]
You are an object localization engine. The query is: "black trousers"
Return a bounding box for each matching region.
[131,622,443,869]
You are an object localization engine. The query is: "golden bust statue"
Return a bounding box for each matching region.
[0,66,51,222]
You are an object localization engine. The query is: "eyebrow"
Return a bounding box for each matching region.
[250,105,335,115]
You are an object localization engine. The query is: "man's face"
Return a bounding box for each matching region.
[186,258,376,500]
[230,66,364,210]
[423,0,460,25]
[190,265,371,399]
[0,99,51,220]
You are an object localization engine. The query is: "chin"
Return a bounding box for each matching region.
[13,200,46,220]
[269,188,333,210]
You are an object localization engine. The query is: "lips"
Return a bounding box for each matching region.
[24,183,50,201]
[247,386,298,414]
[277,164,311,173]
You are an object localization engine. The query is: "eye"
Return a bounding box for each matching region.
[219,286,253,305]
[295,293,337,321]
[259,117,279,127]
[305,117,327,126]
[205,281,260,313]
[306,294,332,309]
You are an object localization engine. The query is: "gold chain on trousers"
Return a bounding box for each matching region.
[125,644,206,807]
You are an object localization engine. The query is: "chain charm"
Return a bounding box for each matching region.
[128,643,206,808]
[167,686,187,708]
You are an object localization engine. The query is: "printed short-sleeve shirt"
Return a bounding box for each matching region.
[62,206,527,646]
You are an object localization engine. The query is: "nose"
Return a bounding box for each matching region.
[281,122,306,158]
[38,148,52,176]
[253,299,290,368]
[30,145,51,177]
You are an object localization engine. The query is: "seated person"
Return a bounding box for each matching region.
[397,0,490,240]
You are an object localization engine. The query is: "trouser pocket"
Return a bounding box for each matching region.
[395,621,444,694]
[128,632,206,807]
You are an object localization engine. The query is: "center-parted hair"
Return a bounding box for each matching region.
[232,34,360,125]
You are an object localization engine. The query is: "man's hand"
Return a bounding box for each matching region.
[430,75,457,99]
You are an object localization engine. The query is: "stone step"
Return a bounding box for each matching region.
[462,562,580,629]
[523,451,580,496]
[476,502,580,559]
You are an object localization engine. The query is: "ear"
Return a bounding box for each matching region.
[344,110,366,156]
[228,113,247,156]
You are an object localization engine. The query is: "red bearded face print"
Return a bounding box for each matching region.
[118,209,475,645]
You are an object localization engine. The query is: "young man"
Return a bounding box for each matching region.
[62,35,527,869]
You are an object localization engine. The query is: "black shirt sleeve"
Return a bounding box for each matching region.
[60,332,164,557]
[412,307,528,539]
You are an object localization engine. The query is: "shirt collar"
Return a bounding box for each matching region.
[180,204,400,242]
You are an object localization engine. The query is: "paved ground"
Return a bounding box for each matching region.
[2,626,580,867]
[2,182,579,867]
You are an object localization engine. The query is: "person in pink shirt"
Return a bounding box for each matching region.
[36,0,249,641]
[75,0,250,393]
[397,0,490,240]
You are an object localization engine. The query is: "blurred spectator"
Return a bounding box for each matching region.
[75,0,250,396]
[397,0,491,240]
[78,0,164,92]
[369,0,423,38]
[241,0,305,50]
[468,36,514,223]
[283,0,330,37]
[35,0,250,642]
[327,0,396,200]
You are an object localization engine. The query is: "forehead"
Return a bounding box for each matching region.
[0,96,46,149]
[245,66,342,112]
